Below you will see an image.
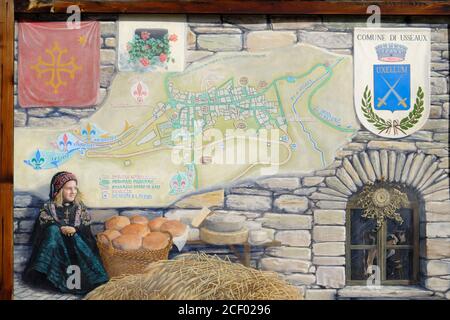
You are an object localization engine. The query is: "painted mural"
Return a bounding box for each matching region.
[12,12,449,301]
[15,36,358,207]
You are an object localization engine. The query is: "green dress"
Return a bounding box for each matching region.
[23,201,108,295]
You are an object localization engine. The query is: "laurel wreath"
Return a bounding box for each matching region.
[399,86,425,131]
[361,85,425,136]
[361,86,391,133]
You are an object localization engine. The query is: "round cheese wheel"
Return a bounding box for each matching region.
[148,217,168,232]
[130,215,149,225]
[105,216,130,231]
[98,229,122,245]
[142,232,170,250]
[120,223,150,237]
[160,220,186,237]
[112,234,142,251]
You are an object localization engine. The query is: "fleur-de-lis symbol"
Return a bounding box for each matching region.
[170,173,187,195]
[31,149,45,169]
[81,123,96,141]
[133,82,148,103]
[59,133,73,151]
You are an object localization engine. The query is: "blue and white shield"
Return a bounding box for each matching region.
[373,64,410,112]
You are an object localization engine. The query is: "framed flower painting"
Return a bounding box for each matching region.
[118,15,187,72]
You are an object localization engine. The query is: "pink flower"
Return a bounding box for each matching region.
[169,34,178,42]
[126,43,132,51]
[159,53,167,63]
[145,44,151,50]
[139,57,150,67]
[141,31,151,40]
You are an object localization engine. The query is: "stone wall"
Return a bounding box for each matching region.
[13,14,449,300]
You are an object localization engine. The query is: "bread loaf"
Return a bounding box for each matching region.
[98,229,122,245]
[148,217,168,232]
[160,220,186,237]
[112,234,142,251]
[120,223,150,237]
[130,215,149,225]
[105,216,130,231]
[142,232,170,250]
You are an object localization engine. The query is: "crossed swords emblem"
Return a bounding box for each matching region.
[377,76,408,108]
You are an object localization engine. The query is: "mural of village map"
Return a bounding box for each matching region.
[15,44,359,207]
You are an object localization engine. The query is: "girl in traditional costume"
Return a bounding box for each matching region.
[23,171,108,294]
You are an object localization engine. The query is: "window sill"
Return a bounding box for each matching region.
[337,285,438,300]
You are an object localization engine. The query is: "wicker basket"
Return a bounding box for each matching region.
[97,232,173,278]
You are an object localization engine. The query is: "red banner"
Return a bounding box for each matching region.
[18,21,100,107]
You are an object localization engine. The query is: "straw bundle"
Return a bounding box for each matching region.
[85,252,302,300]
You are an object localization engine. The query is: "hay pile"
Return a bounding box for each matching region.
[84,252,302,300]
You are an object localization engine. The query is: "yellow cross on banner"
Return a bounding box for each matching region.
[30,41,82,94]
[18,21,100,107]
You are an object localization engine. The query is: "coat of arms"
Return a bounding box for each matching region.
[354,28,430,138]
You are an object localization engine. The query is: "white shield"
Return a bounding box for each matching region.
[354,28,430,138]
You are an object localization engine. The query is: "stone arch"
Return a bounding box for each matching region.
[311,149,449,293]
[317,150,448,201]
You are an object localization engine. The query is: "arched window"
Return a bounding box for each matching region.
[346,183,420,285]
